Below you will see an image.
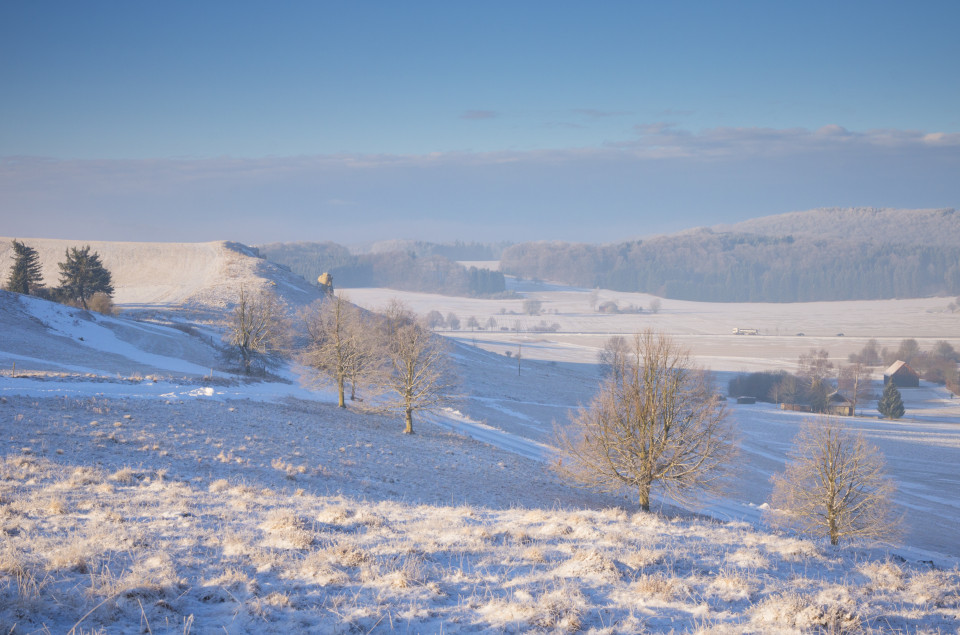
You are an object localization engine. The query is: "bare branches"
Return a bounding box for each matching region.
[767,416,901,546]
[378,300,458,434]
[838,362,871,414]
[299,293,381,407]
[225,285,289,374]
[559,331,738,512]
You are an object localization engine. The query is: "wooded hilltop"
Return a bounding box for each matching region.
[258,240,508,297]
[501,208,960,302]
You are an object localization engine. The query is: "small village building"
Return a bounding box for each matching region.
[826,391,854,416]
[884,360,920,388]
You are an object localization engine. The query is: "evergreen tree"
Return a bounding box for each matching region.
[878,381,906,420]
[57,245,114,310]
[5,240,45,295]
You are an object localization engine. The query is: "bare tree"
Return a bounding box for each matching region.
[379,300,458,434]
[848,339,881,366]
[522,298,542,315]
[597,335,629,380]
[558,330,737,512]
[798,348,834,412]
[767,417,901,546]
[424,310,445,329]
[226,285,289,374]
[838,362,872,414]
[649,298,662,314]
[300,293,379,408]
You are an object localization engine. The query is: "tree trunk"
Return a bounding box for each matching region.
[240,346,251,374]
[404,407,414,435]
[638,484,651,512]
[829,512,840,546]
[337,379,346,408]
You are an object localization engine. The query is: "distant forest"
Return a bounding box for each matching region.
[258,241,507,297]
[364,239,509,261]
[502,233,960,302]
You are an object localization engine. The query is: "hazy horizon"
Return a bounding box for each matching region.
[2,1,958,245]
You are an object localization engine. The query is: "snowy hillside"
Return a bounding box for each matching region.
[0,237,323,312]
[1,276,959,631]
[0,290,220,378]
[718,207,960,247]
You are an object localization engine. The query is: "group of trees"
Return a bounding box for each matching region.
[224,291,900,547]
[226,290,455,434]
[4,240,115,312]
[849,337,960,394]
[500,231,960,303]
[728,349,895,418]
[424,310,462,330]
[258,241,507,297]
[568,331,899,545]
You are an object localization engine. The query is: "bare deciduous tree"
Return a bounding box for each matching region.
[522,298,542,315]
[799,348,834,412]
[379,300,457,434]
[300,293,379,408]
[838,362,871,414]
[226,285,289,374]
[558,330,738,512]
[425,310,445,329]
[767,417,901,546]
[597,335,628,380]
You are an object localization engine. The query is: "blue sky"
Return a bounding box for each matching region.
[2,1,958,244]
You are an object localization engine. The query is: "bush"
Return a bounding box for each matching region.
[87,292,115,315]
[728,371,795,402]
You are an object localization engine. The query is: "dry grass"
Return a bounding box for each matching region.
[1,395,958,633]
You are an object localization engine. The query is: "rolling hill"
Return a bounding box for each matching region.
[0,238,323,314]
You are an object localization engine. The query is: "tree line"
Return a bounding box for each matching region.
[225,289,455,435]
[4,240,115,313]
[365,239,509,261]
[258,241,508,297]
[500,231,960,302]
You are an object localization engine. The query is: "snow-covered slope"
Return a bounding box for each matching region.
[2,295,959,633]
[0,289,220,377]
[0,237,322,310]
[716,207,960,246]
[2,270,960,632]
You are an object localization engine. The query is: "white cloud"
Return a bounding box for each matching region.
[610,124,960,159]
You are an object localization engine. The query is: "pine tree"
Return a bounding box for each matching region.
[5,240,44,295]
[57,245,114,310]
[878,381,906,420]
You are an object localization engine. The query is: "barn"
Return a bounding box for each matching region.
[884,360,920,388]
[826,391,854,416]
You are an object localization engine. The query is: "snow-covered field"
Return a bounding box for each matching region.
[1,248,959,632]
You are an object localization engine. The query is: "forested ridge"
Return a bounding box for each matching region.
[501,208,960,302]
[259,241,507,297]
